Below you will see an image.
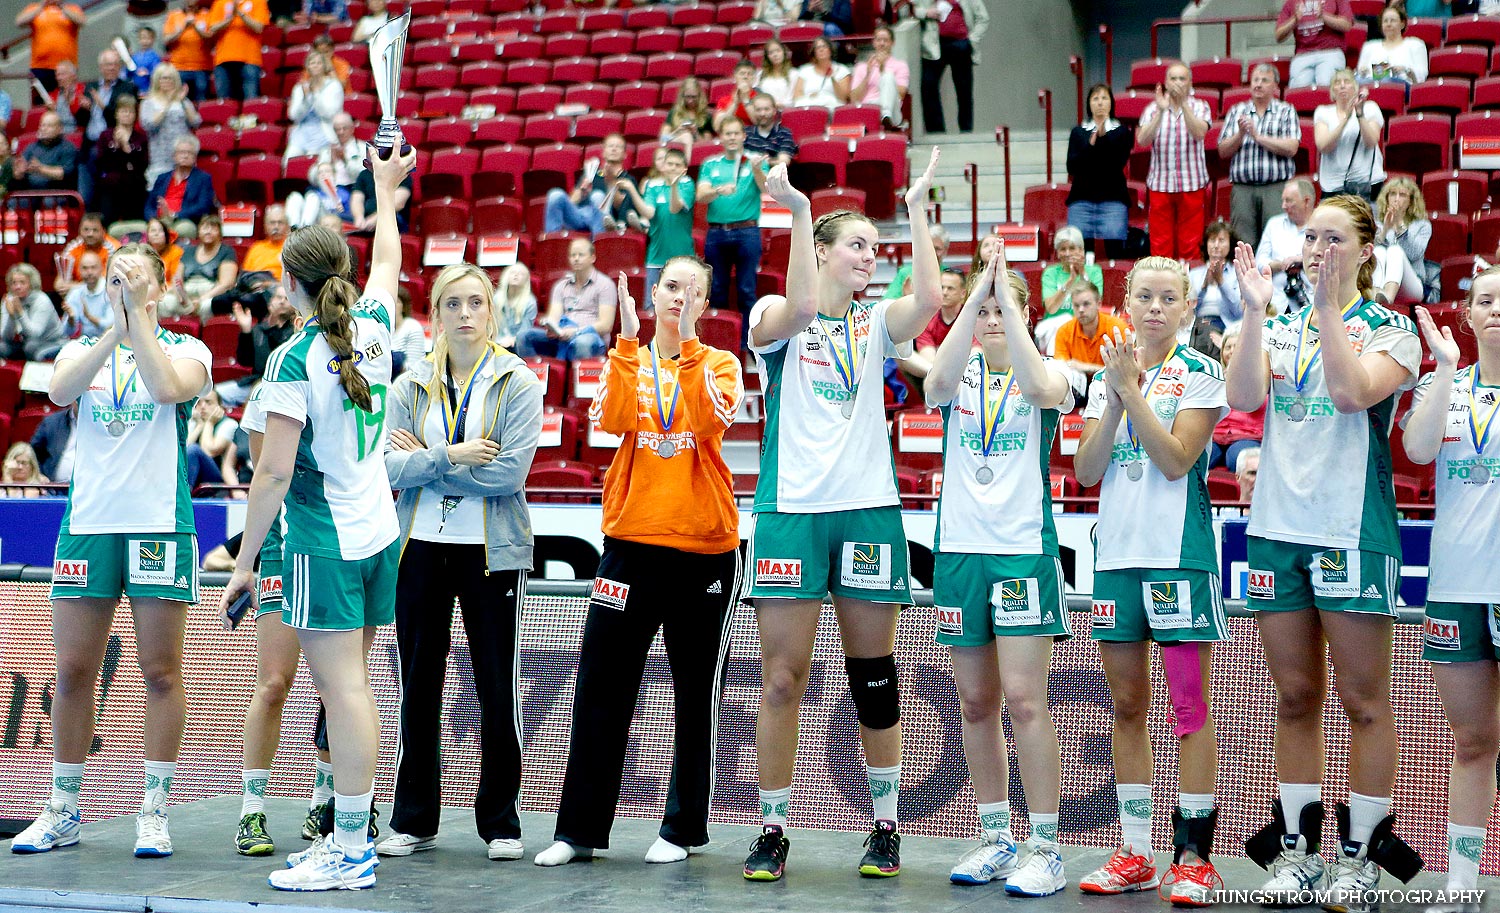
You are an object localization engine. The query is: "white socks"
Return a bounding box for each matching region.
[866,763,900,824]
[534,840,592,866]
[1278,783,1322,838]
[645,837,699,863]
[1178,792,1215,819]
[1347,792,1390,846]
[331,789,372,856]
[1117,784,1153,854]
[241,769,270,817]
[51,761,84,812]
[142,760,174,814]
[977,800,1013,845]
[311,759,334,809]
[1447,822,1484,891]
[759,786,791,828]
[1029,812,1060,846]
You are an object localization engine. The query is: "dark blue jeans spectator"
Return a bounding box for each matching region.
[213,62,262,101]
[544,188,605,234]
[181,69,211,101]
[516,325,606,362]
[704,224,761,330]
[186,443,224,490]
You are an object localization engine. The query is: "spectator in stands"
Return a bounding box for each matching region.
[145,136,216,230]
[0,139,14,201]
[493,263,536,351]
[516,237,617,362]
[1372,176,1430,307]
[287,160,352,228]
[1137,61,1212,260]
[884,224,949,303]
[350,160,413,232]
[1,442,49,496]
[55,214,120,296]
[181,212,238,316]
[2,264,66,361]
[390,286,427,371]
[544,133,637,235]
[145,217,184,294]
[714,59,758,131]
[15,0,86,92]
[216,282,294,405]
[743,93,799,166]
[896,266,965,378]
[1277,0,1354,89]
[242,204,289,279]
[662,78,714,153]
[1217,63,1300,250]
[15,112,78,192]
[1066,84,1133,260]
[1314,69,1385,201]
[755,0,800,26]
[300,0,348,27]
[92,95,150,230]
[163,0,214,101]
[850,25,909,128]
[1235,447,1259,500]
[311,33,352,91]
[30,404,76,481]
[1356,5,1428,89]
[185,388,236,487]
[1257,176,1315,312]
[915,0,988,133]
[1188,220,1243,332]
[141,64,202,187]
[80,49,141,204]
[618,146,696,296]
[208,0,269,101]
[756,39,796,110]
[60,250,113,338]
[47,59,86,132]
[129,26,164,93]
[318,112,364,188]
[791,37,851,110]
[801,0,852,37]
[284,52,344,161]
[698,117,768,322]
[1039,225,1103,339]
[351,0,386,42]
[0,89,12,129]
[1209,329,1263,471]
[1051,279,1129,375]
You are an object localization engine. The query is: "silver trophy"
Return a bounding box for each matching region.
[366,11,412,164]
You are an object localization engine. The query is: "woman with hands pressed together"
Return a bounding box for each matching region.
[1225,194,1423,906]
[536,259,742,868]
[740,151,941,883]
[924,249,1074,896]
[1072,257,1230,906]
[376,262,542,863]
[1400,279,1500,898]
[10,244,212,860]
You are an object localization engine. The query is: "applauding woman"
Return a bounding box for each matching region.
[377,262,543,862]
[740,151,941,882]
[1227,195,1423,906]
[536,258,743,868]
[11,245,212,858]
[925,251,1074,896]
[1072,257,1229,906]
[1400,283,1500,899]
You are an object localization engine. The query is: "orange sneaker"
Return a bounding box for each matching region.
[1078,846,1161,895]
[1159,859,1224,907]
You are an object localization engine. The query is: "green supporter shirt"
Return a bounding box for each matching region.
[642,175,697,267]
[699,154,766,225]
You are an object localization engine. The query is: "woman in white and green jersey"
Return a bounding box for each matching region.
[924,251,1074,897]
[1401,271,1500,897]
[9,244,213,861]
[1073,256,1230,906]
[740,151,941,883]
[219,144,413,893]
[1228,194,1424,907]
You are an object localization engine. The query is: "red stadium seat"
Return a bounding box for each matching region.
[1407,78,1470,116]
[1447,13,1500,48]
[417,197,471,236]
[425,147,481,198]
[1246,55,1291,86]
[626,6,670,29]
[594,232,646,275]
[728,22,773,49]
[696,308,742,353]
[473,196,525,234]
[414,64,459,90]
[716,0,755,24]
[516,85,567,114]
[1385,113,1453,173]
[672,3,715,26]
[196,124,236,157]
[780,106,829,140]
[527,361,569,408]
[833,103,884,134]
[777,22,822,42]
[695,50,740,78]
[544,32,588,59]
[791,137,847,187]
[621,108,667,140]
[1129,58,1171,89]
[809,187,866,218]
[1472,211,1500,258]
[527,459,598,502]
[1421,170,1488,216]
[538,9,578,33]
[589,30,636,57]
[635,28,683,54]
[552,57,600,85]
[644,52,694,80]
[1427,212,1470,263]
[197,99,238,126]
[580,9,626,31]
[506,60,553,87]
[12,405,60,447]
[534,232,586,278]
[530,143,586,193]
[470,87,519,116]
[1023,183,1072,233]
[1441,254,1479,300]
[1284,86,1324,117]
[573,109,623,140]
[423,116,473,149]
[1364,82,1406,117]
[598,54,647,83]
[459,61,506,88]
[1429,46,1488,80]
[613,81,660,110]
[1112,89,1156,126]
[496,34,545,60]
[1189,57,1242,89]
[412,38,452,65]
[232,154,280,205]
[1473,75,1500,111]
[521,112,572,145]
[683,25,729,51]
[473,114,524,147]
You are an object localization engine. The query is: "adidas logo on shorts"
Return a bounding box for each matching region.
[175,576,189,589]
[1194,615,1210,628]
[1362,585,1382,599]
[707,580,723,594]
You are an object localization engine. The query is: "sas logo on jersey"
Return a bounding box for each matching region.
[841,542,891,589]
[1318,550,1349,584]
[1424,617,1461,651]
[128,540,177,586]
[1091,600,1116,629]
[1247,570,1275,599]
[935,606,963,637]
[996,579,1030,614]
[259,576,283,602]
[591,577,630,610]
[755,559,803,587]
[53,560,88,586]
[1148,582,1184,616]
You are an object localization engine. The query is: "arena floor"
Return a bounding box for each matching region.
[0,797,1492,913]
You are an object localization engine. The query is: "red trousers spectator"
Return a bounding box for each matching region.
[1148,189,1205,260]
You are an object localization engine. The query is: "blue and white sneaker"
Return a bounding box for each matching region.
[949,834,1019,885]
[10,803,82,854]
[134,803,172,858]
[289,834,379,869]
[1004,841,1066,897]
[270,841,377,891]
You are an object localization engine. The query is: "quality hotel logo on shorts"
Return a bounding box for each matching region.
[997,579,1028,613]
[1149,582,1183,615]
[1319,550,1349,584]
[138,541,167,575]
[851,543,882,576]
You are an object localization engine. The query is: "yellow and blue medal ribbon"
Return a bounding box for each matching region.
[973,352,1015,485]
[440,348,491,445]
[1290,297,1360,422]
[650,341,682,458]
[818,310,859,418]
[1468,367,1499,484]
[1123,343,1178,480]
[107,347,140,437]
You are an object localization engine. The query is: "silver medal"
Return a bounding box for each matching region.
[657,440,676,459]
[1473,464,1492,485]
[974,465,994,485]
[840,400,854,420]
[1126,462,1144,481]
[107,419,126,437]
[1287,399,1308,423]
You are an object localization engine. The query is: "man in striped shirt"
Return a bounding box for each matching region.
[1217,63,1300,249]
[1136,62,1212,261]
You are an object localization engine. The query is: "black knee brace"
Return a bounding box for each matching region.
[845,654,900,730]
[1335,802,1425,883]
[1246,799,1325,868]
[1172,806,1218,864]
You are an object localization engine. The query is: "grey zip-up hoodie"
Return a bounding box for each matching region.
[384,347,543,572]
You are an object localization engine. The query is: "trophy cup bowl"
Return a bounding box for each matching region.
[365,10,413,167]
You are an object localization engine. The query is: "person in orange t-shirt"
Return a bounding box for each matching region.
[15,0,87,91]
[207,0,268,100]
[1051,280,1129,375]
[55,214,121,295]
[241,205,288,279]
[534,257,743,869]
[163,0,215,100]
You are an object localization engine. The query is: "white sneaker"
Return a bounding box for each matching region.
[134,806,172,858]
[10,803,81,854]
[375,832,436,856]
[288,833,327,867]
[1004,842,1066,897]
[269,841,377,891]
[1323,844,1380,913]
[949,835,1018,885]
[1258,846,1330,906]
[487,838,524,861]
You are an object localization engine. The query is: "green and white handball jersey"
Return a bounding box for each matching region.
[1084,346,1227,573]
[749,296,908,514]
[1403,366,1500,603]
[259,289,398,561]
[929,355,1071,555]
[58,329,213,535]
[239,383,285,557]
[1248,299,1420,556]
